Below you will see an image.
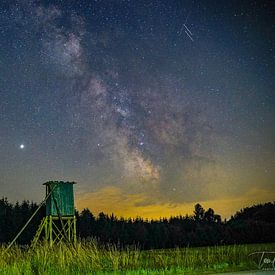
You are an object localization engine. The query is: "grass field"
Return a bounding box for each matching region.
[0,241,274,274]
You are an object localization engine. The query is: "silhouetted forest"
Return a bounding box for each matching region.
[0,198,274,248]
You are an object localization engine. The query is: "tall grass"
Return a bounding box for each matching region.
[0,241,274,274]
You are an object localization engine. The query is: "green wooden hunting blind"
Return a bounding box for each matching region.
[7,180,77,250]
[31,181,77,247]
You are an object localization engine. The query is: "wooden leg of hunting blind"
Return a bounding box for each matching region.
[44,217,48,240]
[73,216,77,245]
[68,219,72,242]
[49,215,53,247]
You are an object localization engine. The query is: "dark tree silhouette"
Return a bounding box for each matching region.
[0,198,274,248]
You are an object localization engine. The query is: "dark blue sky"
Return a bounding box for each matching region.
[0,0,274,218]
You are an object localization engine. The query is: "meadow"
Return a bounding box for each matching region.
[0,241,274,274]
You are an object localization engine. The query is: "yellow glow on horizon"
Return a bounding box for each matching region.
[76,186,275,220]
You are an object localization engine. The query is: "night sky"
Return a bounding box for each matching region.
[0,0,274,219]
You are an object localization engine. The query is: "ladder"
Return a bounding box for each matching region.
[30,217,46,248]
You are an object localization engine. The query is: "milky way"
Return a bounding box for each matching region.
[0,1,274,218]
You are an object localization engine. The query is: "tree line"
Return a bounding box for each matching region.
[0,197,274,249]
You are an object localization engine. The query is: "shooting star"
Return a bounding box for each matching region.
[179,10,194,42]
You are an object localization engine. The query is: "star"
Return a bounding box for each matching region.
[20,144,25,149]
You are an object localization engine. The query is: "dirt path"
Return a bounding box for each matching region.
[215,271,275,274]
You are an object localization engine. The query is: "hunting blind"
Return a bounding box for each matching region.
[7,181,77,250]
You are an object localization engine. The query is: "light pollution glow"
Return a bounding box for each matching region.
[76,186,275,220]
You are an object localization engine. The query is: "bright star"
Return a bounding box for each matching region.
[20,144,25,149]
